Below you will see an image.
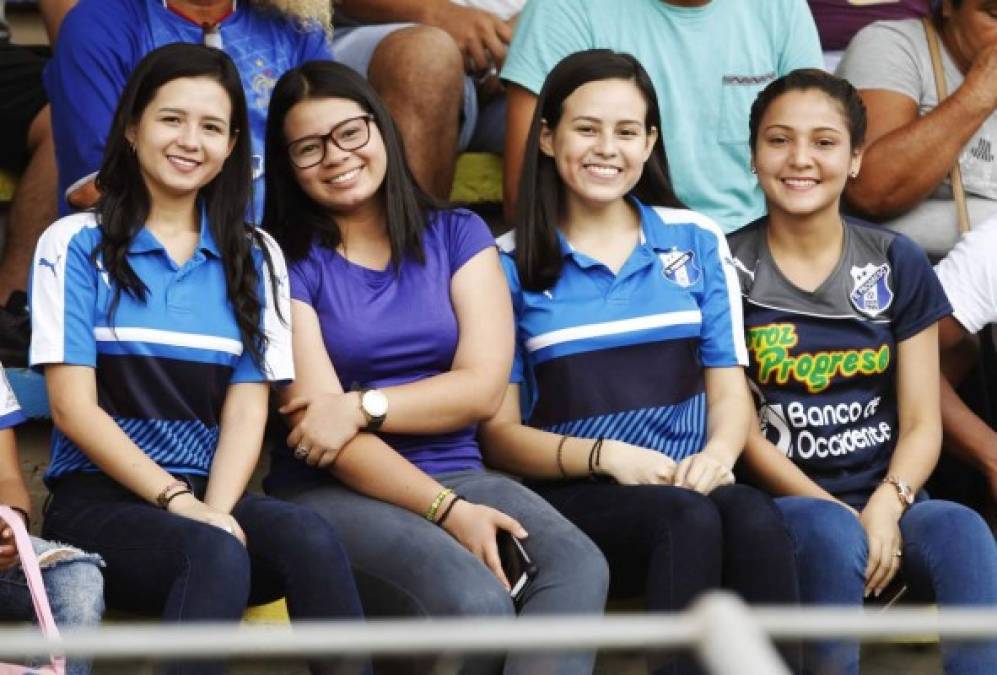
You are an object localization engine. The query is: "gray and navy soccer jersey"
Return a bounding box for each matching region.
[29,212,292,483]
[500,200,747,461]
[729,217,951,506]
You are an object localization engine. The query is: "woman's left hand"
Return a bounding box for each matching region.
[859,490,905,597]
[282,392,364,468]
[673,452,735,494]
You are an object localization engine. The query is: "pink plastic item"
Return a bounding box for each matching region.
[0,505,66,675]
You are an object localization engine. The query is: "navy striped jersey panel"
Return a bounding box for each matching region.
[501,200,746,461]
[95,354,231,423]
[529,338,704,426]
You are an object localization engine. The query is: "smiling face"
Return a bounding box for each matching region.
[753,88,862,222]
[540,78,658,212]
[283,96,387,216]
[126,76,236,203]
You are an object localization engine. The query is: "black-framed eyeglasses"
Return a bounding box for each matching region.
[286,114,374,169]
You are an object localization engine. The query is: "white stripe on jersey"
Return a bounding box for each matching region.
[29,213,99,367]
[525,310,703,353]
[93,327,244,355]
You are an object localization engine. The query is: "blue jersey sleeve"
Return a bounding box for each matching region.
[44,0,141,213]
[696,220,749,367]
[29,217,100,371]
[888,234,952,342]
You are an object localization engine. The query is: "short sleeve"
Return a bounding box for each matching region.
[29,218,99,370]
[0,366,26,430]
[442,209,495,276]
[232,231,294,383]
[501,0,594,94]
[288,249,319,308]
[777,0,823,74]
[43,0,139,213]
[888,234,953,342]
[934,220,997,334]
[694,219,749,368]
[836,21,924,102]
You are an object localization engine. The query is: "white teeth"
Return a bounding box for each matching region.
[329,167,362,184]
[587,165,620,177]
[168,155,198,168]
[783,178,817,188]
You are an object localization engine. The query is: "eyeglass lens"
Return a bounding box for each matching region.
[289,116,371,168]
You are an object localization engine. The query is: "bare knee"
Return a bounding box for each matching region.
[367,25,464,110]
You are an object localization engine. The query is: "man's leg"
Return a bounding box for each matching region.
[367,26,464,199]
[0,105,57,304]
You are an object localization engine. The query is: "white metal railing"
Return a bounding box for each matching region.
[1,592,996,674]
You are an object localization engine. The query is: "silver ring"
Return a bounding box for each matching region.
[293,446,308,460]
[894,550,903,559]
[222,525,234,534]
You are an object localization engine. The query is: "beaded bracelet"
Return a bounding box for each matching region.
[425,487,455,522]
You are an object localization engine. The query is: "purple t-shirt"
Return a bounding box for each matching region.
[282,208,495,478]
[808,0,928,50]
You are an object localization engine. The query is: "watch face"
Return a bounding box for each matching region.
[363,389,388,417]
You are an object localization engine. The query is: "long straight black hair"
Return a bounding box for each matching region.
[94,42,273,367]
[515,49,684,292]
[263,60,438,265]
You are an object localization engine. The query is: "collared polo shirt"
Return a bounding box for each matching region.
[29,211,292,483]
[500,200,747,460]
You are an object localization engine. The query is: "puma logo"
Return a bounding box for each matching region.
[38,254,63,277]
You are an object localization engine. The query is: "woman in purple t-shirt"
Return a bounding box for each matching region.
[262,61,608,674]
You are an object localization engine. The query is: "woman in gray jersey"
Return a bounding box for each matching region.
[730,69,997,675]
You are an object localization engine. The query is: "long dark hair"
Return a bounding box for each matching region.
[515,49,684,292]
[94,42,272,367]
[263,60,438,265]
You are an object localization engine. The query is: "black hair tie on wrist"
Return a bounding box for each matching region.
[437,495,464,527]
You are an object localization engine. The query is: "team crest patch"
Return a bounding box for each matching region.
[849,263,893,317]
[658,249,700,288]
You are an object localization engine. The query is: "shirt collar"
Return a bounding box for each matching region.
[128,204,221,258]
[556,196,659,269]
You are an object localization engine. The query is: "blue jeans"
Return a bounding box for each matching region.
[0,536,103,675]
[43,473,369,675]
[777,497,997,675]
[268,468,610,675]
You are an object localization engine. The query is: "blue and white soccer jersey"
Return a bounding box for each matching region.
[0,365,26,431]
[501,200,747,461]
[29,212,292,483]
[729,217,951,506]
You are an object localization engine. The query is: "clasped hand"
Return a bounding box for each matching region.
[599,440,734,494]
[280,392,363,469]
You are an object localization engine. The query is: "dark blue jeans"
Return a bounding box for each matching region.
[43,473,369,675]
[778,496,997,675]
[534,480,801,674]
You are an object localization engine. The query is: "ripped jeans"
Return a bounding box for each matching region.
[0,536,104,675]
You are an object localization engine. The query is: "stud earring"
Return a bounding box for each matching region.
[849,170,858,178]
[750,165,757,174]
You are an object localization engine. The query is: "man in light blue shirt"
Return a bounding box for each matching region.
[501,0,822,233]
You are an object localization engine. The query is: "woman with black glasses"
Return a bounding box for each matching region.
[262,60,608,675]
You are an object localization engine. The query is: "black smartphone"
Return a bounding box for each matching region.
[497,530,538,608]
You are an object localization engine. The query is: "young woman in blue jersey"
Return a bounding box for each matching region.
[262,60,607,674]
[731,68,997,675]
[29,44,366,675]
[477,50,800,674]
